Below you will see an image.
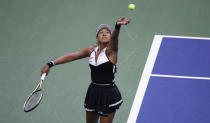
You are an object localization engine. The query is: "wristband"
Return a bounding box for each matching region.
[47,61,55,68]
[115,22,121,30]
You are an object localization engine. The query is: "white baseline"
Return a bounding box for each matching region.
[151,74,210,80]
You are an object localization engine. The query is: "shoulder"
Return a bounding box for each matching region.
[105,46,117,56]
[82,46,96,56]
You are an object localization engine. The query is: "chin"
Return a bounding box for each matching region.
[103,41,110,44]
[100,40,109,43]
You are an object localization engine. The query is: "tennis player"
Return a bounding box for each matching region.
[41,17,131,123]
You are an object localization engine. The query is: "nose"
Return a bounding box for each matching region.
[102,32,107,36]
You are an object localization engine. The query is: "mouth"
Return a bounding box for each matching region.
[102,37,108,40]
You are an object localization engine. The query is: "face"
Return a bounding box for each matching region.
[96,28,111,44]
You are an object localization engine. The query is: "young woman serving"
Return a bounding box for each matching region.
[41,17,131,123]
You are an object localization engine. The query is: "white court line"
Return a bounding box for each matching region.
[127,35,163,123]
[151,74,210,80]
[156,34,210,40]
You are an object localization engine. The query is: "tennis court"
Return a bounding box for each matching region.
[1,0,210,122]
[128,35,210,123]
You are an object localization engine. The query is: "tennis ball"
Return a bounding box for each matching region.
[128,4,135,10]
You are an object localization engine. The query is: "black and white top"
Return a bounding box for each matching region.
[89,47,116,84]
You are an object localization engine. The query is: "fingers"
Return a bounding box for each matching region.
[118,17,125,21]
[120,17,126,20]
[127,18,131,23]
[124,18,131,25]
[41,65,50,76]
[126,18,131,25]
[117,17,131,26]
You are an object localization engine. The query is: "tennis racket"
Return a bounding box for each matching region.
[23,73,46,112]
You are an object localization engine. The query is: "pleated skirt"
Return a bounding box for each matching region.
[84,82,123,116]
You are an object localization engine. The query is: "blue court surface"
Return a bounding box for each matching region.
[127,35,210,123]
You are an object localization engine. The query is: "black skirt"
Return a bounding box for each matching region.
[84,82,123,116]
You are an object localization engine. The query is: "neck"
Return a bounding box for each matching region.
[97,42,108,51]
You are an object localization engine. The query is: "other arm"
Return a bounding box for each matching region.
[41,46,95,75]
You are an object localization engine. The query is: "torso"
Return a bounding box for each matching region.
[89,46,116,84]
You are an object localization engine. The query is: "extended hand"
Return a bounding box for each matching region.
[116,17,131,26]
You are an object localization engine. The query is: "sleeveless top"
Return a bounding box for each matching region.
[89,47,117,84]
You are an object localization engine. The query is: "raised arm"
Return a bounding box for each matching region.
[106,17,131,64]
[109,17,131,52]
[41,46,94,75]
